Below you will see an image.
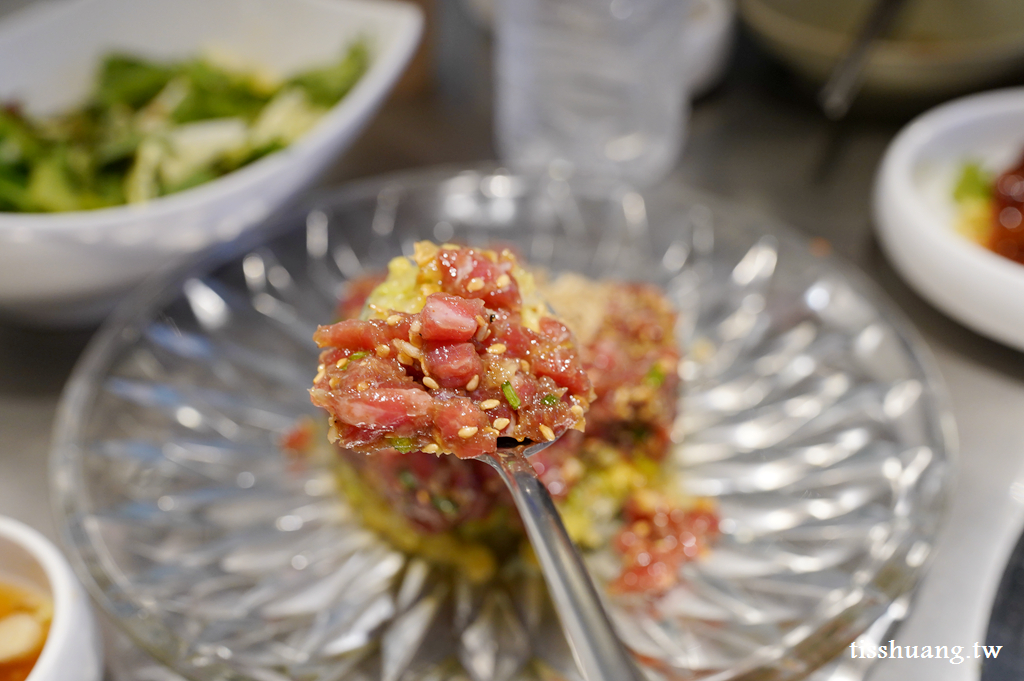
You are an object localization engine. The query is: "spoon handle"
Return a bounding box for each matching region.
[487,448,647,681]
[818,0,910,120]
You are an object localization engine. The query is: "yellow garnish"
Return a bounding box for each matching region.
[362,241,547,332]
[955,198,994,246]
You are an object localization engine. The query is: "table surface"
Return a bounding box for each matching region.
[2,3,1024,681]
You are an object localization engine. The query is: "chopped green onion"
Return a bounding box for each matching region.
[540,394,558,407]
[346,350,369,365]
[288,40,370,107]
[389,437,417,454]
[501,381,521,410]
[398,469,417,489]
[953,162,993,203]
[644,363,667,387]
[629,424,650,443]
[431,496,458,515]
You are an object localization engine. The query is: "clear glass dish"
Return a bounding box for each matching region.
[51,166,954,681]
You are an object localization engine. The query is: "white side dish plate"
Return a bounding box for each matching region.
[874,88,1024,352]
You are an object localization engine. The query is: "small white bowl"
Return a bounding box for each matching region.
[0,516,102,681]
[0,0,422,325]
[873,87,1024,352]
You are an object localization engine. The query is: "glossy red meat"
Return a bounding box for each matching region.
[423,342,484,388]
[991,153,1024,264]
[612,496,718,594]
[420,294,485,342]
[311,245,592,458]
[339,448,508,533]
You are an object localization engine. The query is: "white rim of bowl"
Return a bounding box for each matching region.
[0,516,79,681]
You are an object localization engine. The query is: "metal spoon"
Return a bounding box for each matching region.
[473,437,647,681]
[811,0,910,182]
[818,0,910,120]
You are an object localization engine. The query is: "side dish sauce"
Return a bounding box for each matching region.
[0,581,52,681]
[991,156,1024,264]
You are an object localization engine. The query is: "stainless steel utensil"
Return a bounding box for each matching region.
[818,0,910,119]
[477,438,646,681]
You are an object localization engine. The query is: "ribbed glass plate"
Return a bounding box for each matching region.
[52,167,954,681]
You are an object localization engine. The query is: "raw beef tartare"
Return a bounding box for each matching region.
[294,244,717,590]
[310,242,593,459]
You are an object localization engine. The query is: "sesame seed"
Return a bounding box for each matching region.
[487,343,507,355]
[394,339,421,359]
[480,399,500,410]
[328,377,340,389]
[570,405,584,416]
[314,364,326,383]
[458,426,479,438]
[410,320,422,334]
[496,274,510,288]
[466,278,485,292]
[519,359,531,372]
[423,376,440,390]
[335,358,349,369]
[539,424,556,441]
[466,375,480,391]
[386,314,401,327]
[493,417,510,431]
[422,443,440,454]
[375,344,391,358]
[397,352,413,365]
[357,382,369,391]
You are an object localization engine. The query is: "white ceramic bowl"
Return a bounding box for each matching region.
[873,87,1024,352]
[0,516,102,681]
[0,0,422,325]
[740,0,1024,99]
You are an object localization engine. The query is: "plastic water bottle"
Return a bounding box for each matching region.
[495,0,690,187]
